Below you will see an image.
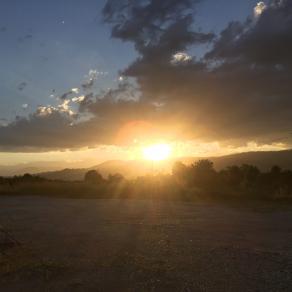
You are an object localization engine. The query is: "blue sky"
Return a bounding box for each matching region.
[0,0,258,121]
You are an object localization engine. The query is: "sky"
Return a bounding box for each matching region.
[0,0,291,166]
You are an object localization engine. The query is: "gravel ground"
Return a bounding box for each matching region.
[1,196,292,291]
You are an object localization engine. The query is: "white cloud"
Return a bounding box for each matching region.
[86,70,98,81]
[37,106,55,117]
[171,52,192,65]
[71,88,79,94]
[36,99,75,117]
[254,2,267,18]
[86,69,108,79]
[58,99,71,111]
[72,95,85,103]
[22,104,28,109]
[58,100,76,116]
[0,118,8,127]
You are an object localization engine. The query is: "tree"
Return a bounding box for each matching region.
[172,161,189,185]
[84,170,103,184]
[108,173,124,184]
[271,165,282,176]
[192,160,214,174]
[240,164,260,189]
[220,165,243,187]
[23,173,33,182]
[190,160,216,187]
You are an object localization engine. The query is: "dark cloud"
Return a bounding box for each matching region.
[198,0,292,142]
[1,0,292,151]
[0,108,109,152]
[24,34,33,40]
[17,34,33,44]
[103,0,213,71]
[17,82,27,91]
[207,0,292,65]
[59,90,74,100]
[0,87,157,151]
[81,79,94,91]
[81,70,99,91]
[101,0,292,145]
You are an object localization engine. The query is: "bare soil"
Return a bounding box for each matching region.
[1,197,292,291]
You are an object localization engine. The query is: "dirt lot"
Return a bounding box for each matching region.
[1,197,292,291]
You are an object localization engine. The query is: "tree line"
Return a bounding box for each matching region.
[1,160,292,200]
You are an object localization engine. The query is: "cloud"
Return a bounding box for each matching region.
[58,100,75,116]
[72,96,85,103]
[0,110,75,151]
[71,88,79,94]
[81,70,107,91]
[81,79,94,91]
[207,0,292,65]
[17,82,27,91]
[171,52,192,65]
[1,0,292,152]
[254,2,267,18]
[0,101,115,151]
[17,34,33,44]
[0,118,8,127]
[101,0,292,145]
[59,90,75,100]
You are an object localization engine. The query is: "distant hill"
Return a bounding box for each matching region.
[0,161,94,177]
[38,160,169,181]
[208,149,292,171]
[36,168,86,182]
[37,149,292,181]
[0,163,58,177]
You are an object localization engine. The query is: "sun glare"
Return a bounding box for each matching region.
[142,143,172,161]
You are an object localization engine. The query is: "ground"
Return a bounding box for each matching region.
[1,197,292,291]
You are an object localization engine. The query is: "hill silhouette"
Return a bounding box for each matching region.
[38,160,169,181]
[199,149,292,171]
[36,149,292,181]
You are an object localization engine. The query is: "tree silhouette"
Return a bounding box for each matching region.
[108,173,124,184]
[240,164,260,189]
[220,165,242,187]
[172,161,190,186]
[190,159,216,187]
[271,165,282,176]
[84,170,103,184]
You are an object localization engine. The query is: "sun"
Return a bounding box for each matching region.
[142,143,172,161]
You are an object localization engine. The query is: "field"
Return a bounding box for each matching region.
[1,197,292,291]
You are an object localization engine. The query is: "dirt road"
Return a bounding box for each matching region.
[1,197,292,291]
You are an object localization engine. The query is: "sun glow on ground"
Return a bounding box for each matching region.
[142,143,172,161]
